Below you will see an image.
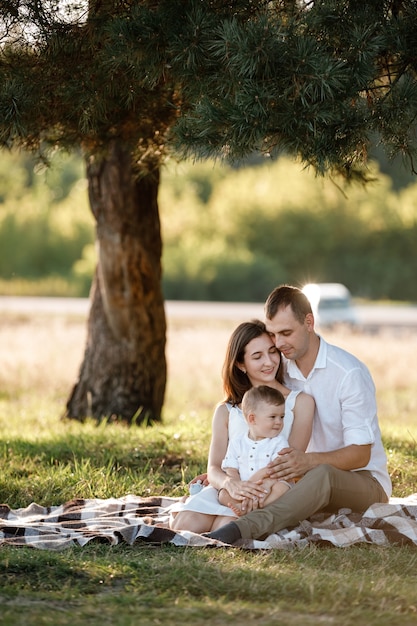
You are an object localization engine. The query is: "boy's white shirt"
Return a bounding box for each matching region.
[222,431,290,482]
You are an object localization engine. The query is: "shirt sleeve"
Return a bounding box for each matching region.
[340,366,377,446]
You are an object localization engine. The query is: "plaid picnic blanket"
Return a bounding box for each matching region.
[1,493,417,550]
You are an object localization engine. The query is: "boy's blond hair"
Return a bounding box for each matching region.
[242,385,285,419]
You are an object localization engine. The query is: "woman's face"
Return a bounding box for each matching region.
[240,334,281,388]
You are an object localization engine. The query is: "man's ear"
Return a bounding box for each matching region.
[305,312,315,331]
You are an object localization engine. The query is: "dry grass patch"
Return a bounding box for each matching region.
[1,311,416,497]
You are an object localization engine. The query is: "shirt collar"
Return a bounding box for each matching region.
[286,335,327,380]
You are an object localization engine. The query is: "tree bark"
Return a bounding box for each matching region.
[65,139,166,424]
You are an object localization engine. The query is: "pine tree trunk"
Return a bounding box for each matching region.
[65,139,166,424]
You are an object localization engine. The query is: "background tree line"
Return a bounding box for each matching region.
[0,149,416,303]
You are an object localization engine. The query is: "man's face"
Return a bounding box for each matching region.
[265,305,312,362]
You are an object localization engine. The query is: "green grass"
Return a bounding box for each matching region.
[1,313,417,625]
[1,543,417,625]
[0,407,208,507]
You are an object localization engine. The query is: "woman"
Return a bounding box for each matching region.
[170,320,315,533]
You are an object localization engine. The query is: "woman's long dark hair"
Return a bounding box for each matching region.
[222,320,283,405]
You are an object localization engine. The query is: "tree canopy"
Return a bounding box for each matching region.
[169,0,417,179]
[1,1,417,178]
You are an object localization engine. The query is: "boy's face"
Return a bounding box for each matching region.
[248,400,285,440]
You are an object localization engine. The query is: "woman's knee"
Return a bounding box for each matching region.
[170,511,194,530]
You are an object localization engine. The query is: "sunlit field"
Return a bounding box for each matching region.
[1,306,417,626]
[0,308,416,494]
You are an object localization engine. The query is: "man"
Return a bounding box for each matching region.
[204,285,391,544]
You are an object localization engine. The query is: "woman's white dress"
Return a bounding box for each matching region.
[170,390,300,518]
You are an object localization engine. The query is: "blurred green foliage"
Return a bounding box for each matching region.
[160,157,417,302]
[0,150,94,296]
[0,149,416,301]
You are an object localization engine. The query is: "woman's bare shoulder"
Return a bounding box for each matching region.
[211,401,231,423]
[294,391,315,413]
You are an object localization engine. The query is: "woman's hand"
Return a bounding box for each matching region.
[223,477,269,503]
[219,485,269,515]
[239,494,267,513]
[189,473,209,487]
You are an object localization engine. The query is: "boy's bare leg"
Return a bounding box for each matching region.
[263,480,290,507]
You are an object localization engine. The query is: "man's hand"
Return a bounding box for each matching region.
[268,444,372,480]
[267,448,310,481]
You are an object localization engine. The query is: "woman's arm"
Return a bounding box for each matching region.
[264,392,315,483]
[217,468,242,509]
[206,403,231,490]
[287,392,315,451]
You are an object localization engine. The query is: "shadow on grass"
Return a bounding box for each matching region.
[1,430,415,508]
[0,430,207,508]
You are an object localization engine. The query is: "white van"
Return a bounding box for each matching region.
[302,283,357,328]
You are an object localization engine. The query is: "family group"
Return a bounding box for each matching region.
[168,284,391,545]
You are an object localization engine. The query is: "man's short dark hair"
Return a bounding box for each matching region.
[265,285,312,324]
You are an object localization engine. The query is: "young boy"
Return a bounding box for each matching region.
[218,385,293,515]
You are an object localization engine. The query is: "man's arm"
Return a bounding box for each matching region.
[267,444,371,481]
